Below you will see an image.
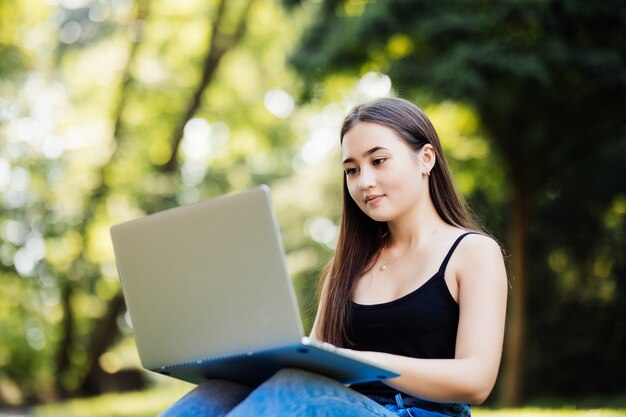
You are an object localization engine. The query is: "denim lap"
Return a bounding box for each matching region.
[228,368,395,417]
[159,368,471,417]
[158,379,252,417]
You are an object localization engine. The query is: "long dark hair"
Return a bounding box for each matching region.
[317,97,485,347]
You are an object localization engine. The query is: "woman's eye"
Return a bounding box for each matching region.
[345,167,359,176]
[372,157,387,166]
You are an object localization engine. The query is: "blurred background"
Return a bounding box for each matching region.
[1,0,625,415]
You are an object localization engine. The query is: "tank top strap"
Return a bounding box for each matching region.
[437,232,478,275]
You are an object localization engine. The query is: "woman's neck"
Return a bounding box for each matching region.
[386,198,448,250]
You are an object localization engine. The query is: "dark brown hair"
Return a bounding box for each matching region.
[317,97,484,346]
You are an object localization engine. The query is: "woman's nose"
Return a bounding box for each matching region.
[359,167,376,189]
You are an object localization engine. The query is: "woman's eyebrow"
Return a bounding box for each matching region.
[342,146,389,164]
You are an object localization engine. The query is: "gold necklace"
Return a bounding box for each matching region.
[379,245,391,272]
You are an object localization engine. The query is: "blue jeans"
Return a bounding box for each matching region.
[158,369,471,417]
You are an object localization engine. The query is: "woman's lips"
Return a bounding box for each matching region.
[365,194,384,205]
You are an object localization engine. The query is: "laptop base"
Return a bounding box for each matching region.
[154,339,398,386]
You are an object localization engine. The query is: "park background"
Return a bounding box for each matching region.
[1,0,625,415]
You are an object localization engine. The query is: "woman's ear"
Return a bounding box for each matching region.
[419,144,436,176]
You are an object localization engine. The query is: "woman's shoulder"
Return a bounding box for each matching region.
[461,231,501,249]
[450,231,507,282]
[450,230,505,268]
[440,226,501,250]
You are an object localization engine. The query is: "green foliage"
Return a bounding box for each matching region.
[35,382,193,417]
[292,0,626,173]
[0,0,316,405]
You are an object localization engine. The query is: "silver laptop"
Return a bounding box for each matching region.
[110,185,399,386]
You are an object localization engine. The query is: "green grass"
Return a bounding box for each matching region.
[474,409,626,416]
[34,383,193,417]
[33,385,626,417]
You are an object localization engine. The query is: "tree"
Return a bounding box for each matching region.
[1,0,305,403]
[54,0,261,396]
[287,0,626,405]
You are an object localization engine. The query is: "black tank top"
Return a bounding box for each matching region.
[348,232,476,398]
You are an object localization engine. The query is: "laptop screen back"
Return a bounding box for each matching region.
[110,186,304,370]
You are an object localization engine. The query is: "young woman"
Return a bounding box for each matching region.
[159,97,508,417]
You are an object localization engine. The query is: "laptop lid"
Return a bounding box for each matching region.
[110,185,305,370]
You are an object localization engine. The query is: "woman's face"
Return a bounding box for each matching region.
[341,121,428,223]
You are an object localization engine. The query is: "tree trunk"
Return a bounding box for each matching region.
[161,0,256,173]
[53,0,152,397]
[75,0,256,395]
[79,294,127,395]
[499,182,530,406]
[54,283,75,397]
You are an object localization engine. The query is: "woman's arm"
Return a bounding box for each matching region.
[346,235,508,405]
